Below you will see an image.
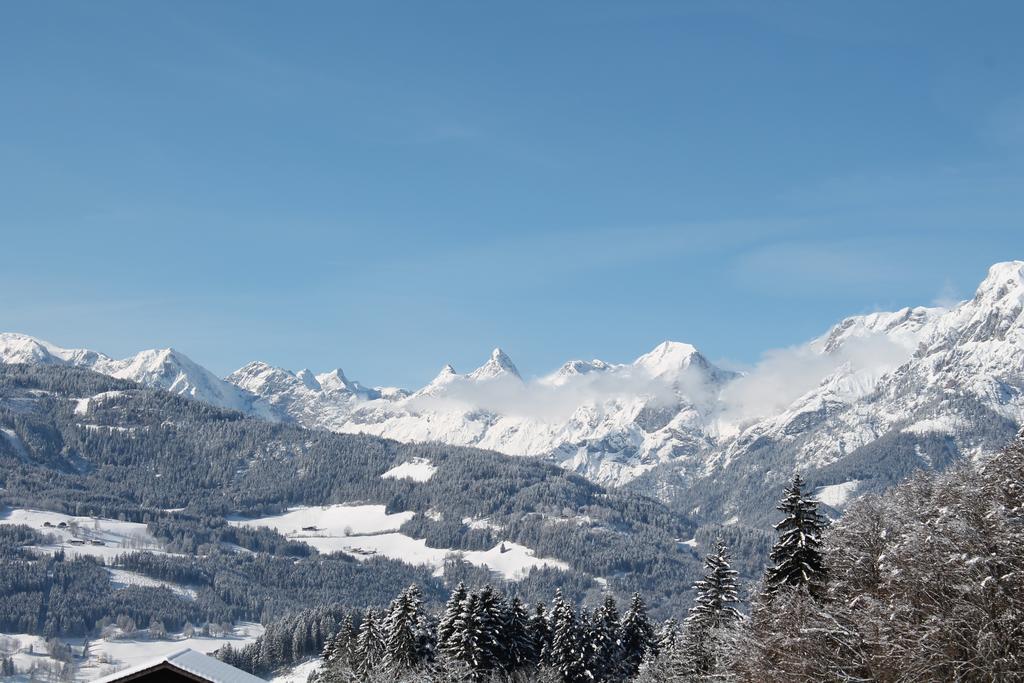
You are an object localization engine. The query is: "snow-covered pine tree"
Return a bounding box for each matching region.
[589,595,622,683]
[548,589,589,683]
[619,593,656,679]
[315,614,356,683]
[764,473,828,600]
[382,585,425,674]
[354,609,384,679]
[530,602,553,667]
[415,611,437,666]
[291,622,307,664]
[504,595,538,673]
[446,591,481,676]
[437,582,468,658]
[656,618,680,661]
[473,585,506,675]
[680,538,742,679]
[688,539,742,630]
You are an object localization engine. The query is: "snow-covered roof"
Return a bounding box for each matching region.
[91,648,265,683]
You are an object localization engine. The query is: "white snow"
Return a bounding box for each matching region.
[227,504,416,538]
[106,568,197,599]
[381,457,436,482]
[903,416,964,435]
[0,624,262,682]
[268,658,322,683]
[233,506,568,580]
[0,508,163,560]
[1,428,29,461]
[80,623,263,681]
[815,480,861,508]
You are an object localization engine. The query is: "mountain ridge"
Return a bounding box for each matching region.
[4,260,1023,518]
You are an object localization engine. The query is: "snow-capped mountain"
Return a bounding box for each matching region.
[4,261,1024,517]
[0,333,269,418]
[640,261,1024,526]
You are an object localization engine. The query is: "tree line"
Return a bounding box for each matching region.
[228,434,1024,681]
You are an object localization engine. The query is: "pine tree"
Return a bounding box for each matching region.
[437,582,468,657]
[415,611,437,666]
[504,595,538,672]
[681,538,742,679]
[354,609,384,679]
[589,595,622,682]
[549,590,589,683]
[446,592,481,676]
[688,539,742,630]
[473,585,506,675]
[764,474,828,600]
[382,585,424,674]
[619,593,656,679]
[656,618,679,652]
[530,602,553,666]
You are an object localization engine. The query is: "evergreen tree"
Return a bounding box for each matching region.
[382,585,425,674]
[764,473,828,600]
[589,595,622,682]
[656,618,679,652]
[549,590,589,683]
[415,611,437,666]
[687,539,742,630]
[529,602,553,666]
[437,583,468,657]
[446,592,481,676]
[504,595,538,672]
[619,593,656,679]
[680,539,742,679]
[473,585,506,675]
[354,609,384,679]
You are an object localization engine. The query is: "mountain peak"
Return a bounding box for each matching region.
[538,358,613,387]
[977,261,1024,298]
[468,347,521,381]
[633,341,704,378]
[316,368,353,393]
[296,368,321,390]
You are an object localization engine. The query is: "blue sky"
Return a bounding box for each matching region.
[2,1,1023,387]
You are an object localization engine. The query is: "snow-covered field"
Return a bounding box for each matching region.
[78,623,264,682]
[0,623,263,682]
[0,508,163,560]
[228,504,416,538]
[268,657,322,683]
[106,568,198,599]
[815,480,860,508]
[381,457,437,482]
[232,505,569,580]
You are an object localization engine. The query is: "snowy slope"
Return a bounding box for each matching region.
[643,261,1024,526]
[4,261,1024,500]
[0,334,270,418]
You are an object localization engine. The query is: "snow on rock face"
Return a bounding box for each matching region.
[6,261,1024,497]
[0,332,110,367]
[670,261,1024,526]
[0,334,269,419]
[381,457,437,482]
[633,341,704,379]
[467,348,521,381]
[107,348,261,416]
[545,359,612,386]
